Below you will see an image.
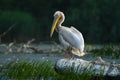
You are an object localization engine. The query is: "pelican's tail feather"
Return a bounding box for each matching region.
[71,49,85,56]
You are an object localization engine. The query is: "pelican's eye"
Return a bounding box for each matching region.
[54,15,58,18]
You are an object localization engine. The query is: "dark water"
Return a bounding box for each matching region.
[0,53,63,65]
[0,43,119,65]
[0,53,119,66]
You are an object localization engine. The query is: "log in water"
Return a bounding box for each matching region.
[55,57,120,77]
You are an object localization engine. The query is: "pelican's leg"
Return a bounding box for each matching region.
[65,47,73,58]
[65,48,69,58]
[68,47,74,59]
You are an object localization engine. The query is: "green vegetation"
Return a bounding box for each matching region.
[0,61,54,79]
[0,61,104,80]
[0,0,120,43]
[0,11,38,42]
[88,45,120,59]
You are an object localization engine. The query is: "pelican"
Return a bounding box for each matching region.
[50,11,85,58]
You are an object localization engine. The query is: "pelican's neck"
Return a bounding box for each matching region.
[57,13,65,30]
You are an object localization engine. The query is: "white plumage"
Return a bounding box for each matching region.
[50,11,85,57]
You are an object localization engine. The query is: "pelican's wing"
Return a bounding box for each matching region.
[70,26,84,51]
[59,26,84,52]
[59,32,85,56]
[59,33,70,50]
[70,26,83,40]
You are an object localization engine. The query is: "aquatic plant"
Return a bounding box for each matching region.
[88,45,120,59]
[0,61,105,80]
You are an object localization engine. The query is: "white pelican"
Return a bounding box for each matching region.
[50,11,85,58]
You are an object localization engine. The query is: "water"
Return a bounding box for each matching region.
[0,53,64,65]
[0,43,119,65]
[0,53,119,66]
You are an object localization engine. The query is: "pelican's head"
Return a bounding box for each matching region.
[50,11,65,37]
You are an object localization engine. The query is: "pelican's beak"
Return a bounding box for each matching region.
[50,15,61,37]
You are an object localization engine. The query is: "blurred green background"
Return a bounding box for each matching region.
[0,0,120,44]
